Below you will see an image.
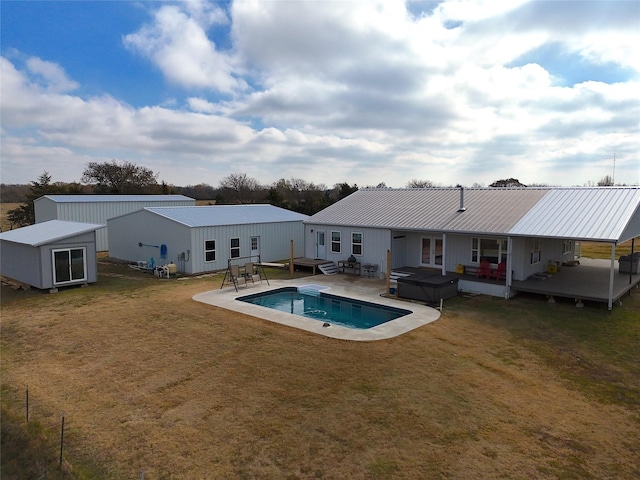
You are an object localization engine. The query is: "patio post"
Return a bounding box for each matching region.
[608,243,615,310]
[505,237,513,299]
[441,234,447,276]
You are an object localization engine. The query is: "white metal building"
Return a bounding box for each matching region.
[34,195,195,251]
[304,187,640,309]
[107,204,309,274]
[0,220,104,290]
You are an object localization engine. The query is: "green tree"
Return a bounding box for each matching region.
[82,160,159,193]
[7,171,56,228]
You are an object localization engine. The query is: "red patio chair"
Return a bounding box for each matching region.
[476,260,491,279]
[490,262,507,281]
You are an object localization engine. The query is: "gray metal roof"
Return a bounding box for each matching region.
[0,220,105,246]
[144,204,309,227]
[510,187,640,241]
[36,194,194,203]
[306,187,640,242]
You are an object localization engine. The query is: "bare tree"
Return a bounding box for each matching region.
[597,175,614,186]
[406,179,437,188]
[489,178,526,188]
[82,160,159,193]
[218,173,262,204]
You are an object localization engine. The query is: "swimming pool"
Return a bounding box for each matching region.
[237,285,412,329]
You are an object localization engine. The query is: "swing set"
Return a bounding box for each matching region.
[220,255,270,292]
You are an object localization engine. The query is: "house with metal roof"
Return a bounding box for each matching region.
[304,187,640,309]
[0,220,105,291]
[107,204,309,275]
[35,194,195,251]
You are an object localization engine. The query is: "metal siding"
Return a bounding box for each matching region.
[108,210,191,268]
[34,197,58,222]
[38,197,195,251]
[0,241,42,288]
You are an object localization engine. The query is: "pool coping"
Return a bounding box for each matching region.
[192,276,441,341]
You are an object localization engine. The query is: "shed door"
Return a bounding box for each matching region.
[52,247,87,285]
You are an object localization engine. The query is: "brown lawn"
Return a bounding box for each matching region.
[2,257,639,479]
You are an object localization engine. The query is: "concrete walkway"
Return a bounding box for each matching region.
[193,275,441,341]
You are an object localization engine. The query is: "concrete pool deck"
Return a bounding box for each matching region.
[192,275,441,341]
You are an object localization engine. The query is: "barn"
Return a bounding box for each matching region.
[0,220,104,291]
[34,194,195,251]
[107,204,308,274]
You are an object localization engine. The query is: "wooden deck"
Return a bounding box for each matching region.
[292,258,334,275]
[511,258,640,306]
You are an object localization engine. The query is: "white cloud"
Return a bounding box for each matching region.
[2,0,639,188]
[123,2,244,93]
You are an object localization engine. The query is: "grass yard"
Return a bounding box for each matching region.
[2,256,639,479]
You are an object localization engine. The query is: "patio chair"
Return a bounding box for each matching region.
[244,262,262,285]
[230,264,246,288]
[476,260,491,279]
[490,262,506,281]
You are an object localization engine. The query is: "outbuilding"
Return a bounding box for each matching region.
[107,204,308,274]
[34,194,195,251]
[0,220,104,291]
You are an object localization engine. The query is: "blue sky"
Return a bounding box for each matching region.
[1,0,638,189]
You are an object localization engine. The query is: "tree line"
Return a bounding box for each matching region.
[0,159,624,229]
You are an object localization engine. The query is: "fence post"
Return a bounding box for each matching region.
[59,412,65,468]
[25,385,29,423]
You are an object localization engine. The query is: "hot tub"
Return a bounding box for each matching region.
[397,272,459,303]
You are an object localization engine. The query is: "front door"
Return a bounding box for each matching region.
[421,237,443,267]
[316,231,326,259]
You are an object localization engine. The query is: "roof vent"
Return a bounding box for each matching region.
[458,186,466,212]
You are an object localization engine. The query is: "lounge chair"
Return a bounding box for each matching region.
[476,260,491,279]
[490,262,506,281]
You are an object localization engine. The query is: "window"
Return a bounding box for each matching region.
[351,232,363,256]
[331,231,341,253]
[531,239,542,264]
[205,240,216,262]
[472,238,507,264]
[230,238,240,258]
[563,240,572,255]
[52,247,87,285]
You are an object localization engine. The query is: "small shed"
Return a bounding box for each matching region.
[0,220,104,291]
[34,195,195,251]
[107,204,309,274]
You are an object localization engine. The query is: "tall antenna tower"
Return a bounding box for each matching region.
[612,150,616,185]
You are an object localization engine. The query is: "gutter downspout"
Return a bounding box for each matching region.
[608,243,616,311]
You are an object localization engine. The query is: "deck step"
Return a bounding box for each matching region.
[318,262,339,275]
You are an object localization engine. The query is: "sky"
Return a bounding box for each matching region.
[1,0,639,189]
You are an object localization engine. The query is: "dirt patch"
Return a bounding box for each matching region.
[2,267,639,479]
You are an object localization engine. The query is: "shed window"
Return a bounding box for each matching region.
[351,232,363,256]
[205,240,216,262]
[331,231,341,253]
[563,240,572,255]
[52,247,87,285]
[531,239,542,264]
[230,238,240,259]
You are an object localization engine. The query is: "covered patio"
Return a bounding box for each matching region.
[511,258,640,308]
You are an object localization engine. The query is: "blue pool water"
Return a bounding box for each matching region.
[237,286,412,329]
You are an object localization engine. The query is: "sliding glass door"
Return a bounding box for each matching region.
[52,248,87,285]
